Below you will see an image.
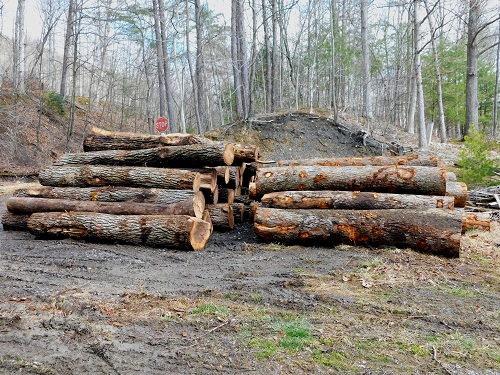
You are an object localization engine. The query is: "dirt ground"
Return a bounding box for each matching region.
[1,113,499,374]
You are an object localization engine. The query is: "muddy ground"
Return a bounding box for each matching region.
[1,114,499,374]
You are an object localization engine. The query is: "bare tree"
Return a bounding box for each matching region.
[152,0,167,120]
[413,0,427,149]
[361,0,372,128]
[60,0,76,98]
[13,0,26,94]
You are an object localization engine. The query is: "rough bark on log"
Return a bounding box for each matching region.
[446,181,467,208]
[83,126,214,151]
[260,190,455,210]
[231,203,246,223]
[7,194,205,219]
[214,166,230,185]
[56,143,234,168]
[205,204,234,231]
[218,188,235,204]
[14,186,201,205]
[233,144,260,164]
[276,155,439,167]
[38,165,210,190]
[219,166,240,189]
[201,184,219,204]
[1,211,30,230]
[27,212,212,251]
[253,165,447,197]
[254,206,462,257]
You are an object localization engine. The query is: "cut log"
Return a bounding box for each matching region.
[27,212,212,251]
[83,126,214,151]
[38,165,211,190]
[56,143,234,168]
[7,194,205,219]
[460,211,491,233]
[260,190,455,210]
[276,155,439,167]
[233,144,260,164]
[218,188,235,204]
[219,166,240,189]
[193,169,218,192]
[214,166,230,185]
[253,165,448,198]
[254,206,462,257]
[205,204,234,231]
[2,211,30,230]
[446,181,467,208]
[231,203,246,223]
[201,184,219,204]
[14,186,201,205]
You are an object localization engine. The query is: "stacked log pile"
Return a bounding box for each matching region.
[250,155,487,258]
[1,127,260,249]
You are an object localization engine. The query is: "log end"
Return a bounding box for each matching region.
[189,217,212,251]
[193,191,206,219]
[224,144,235,166]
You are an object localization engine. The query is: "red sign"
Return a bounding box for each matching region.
[155,116,169,133]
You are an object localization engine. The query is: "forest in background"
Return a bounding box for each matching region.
[0,0,499,155]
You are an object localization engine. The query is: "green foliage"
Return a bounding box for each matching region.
[44,91,65,115]
[189,303,228,316]
[456,125,498,186]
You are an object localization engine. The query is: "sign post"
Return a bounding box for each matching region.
[155,117,169,134]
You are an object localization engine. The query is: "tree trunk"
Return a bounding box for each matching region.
[413,0,428,149]
[15,186,203,204]
[252,165,448,197]
[254,206,462,257]
[38,165,213,190]
[465,0,481,136]
[56,143,235,168]
[260,190,455,210]
[83,127,212,151]
[153,0,167,118]
[205,204,234,231]
[27,212,212,251]
[59,0,75,98]
[361,0,372,127]
[13,0,26,94]
[7,195,205,219]
[277,155,439,167]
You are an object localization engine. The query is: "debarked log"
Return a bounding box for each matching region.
[55,143,234,168]
[27,212,212,251]
[38,165,211,190]
[253,165,448,197]
[83,126,214,151]
[260,190,455,210]
[205,204,234,231]
[14,186,201,205]
[276,155,439,167]
[253,206,462,257]
[7,193,205,218]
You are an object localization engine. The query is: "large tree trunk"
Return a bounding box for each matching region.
[276,155,439,167]
[260,190,455,210]
[14,186,202,204]
[254,206,462,257]
[27,212,212,251]
[252,165,447,197]
[7,195,205,219]
[83,127,213,151]
[55,144,234,168]
[38,165,215,190]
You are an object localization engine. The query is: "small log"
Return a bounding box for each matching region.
[254,165,448,198]
[83,126,214,151]
[27,212,212,251]
[14,186,201,205]
[218,188,235,204]
[460,211,491,233]
[194,169,218,193]
[56,143,234,168]
[205,204,234,232]
[7,194,205,219]
[276,155,439,167]
[446,181,467,208]
[214,166,230,185]
[219,166,240,189]
[231,203,246,223]
[233,144,260,164]
[260,190,455,210]
[254,206,462,257]
[38,165,210,190]
[201,184,219,204]
[2,211,30,230]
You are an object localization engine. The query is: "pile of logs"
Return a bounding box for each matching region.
[249,155,489,258]
[1,127,260,250]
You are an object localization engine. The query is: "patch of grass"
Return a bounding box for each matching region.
[250,293,263,303]
[189,302,228,317]
[312,350,351,370]
[434,282,475,298]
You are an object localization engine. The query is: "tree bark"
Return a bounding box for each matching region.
[27,212,212,251]
[205,203,234,231]
[7,195,205,219]
[14,186,202,204]
[253,165,448,197]
[218,188,235,204]
[38,165,212,190]
[260,190,455,210]
[277,155,439,167]
[254,206,462,257]
[232,144,260,164]
[56,143,235,168]
[231,202,246,223]
[83,127,213,151]
[2,212,30,231]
